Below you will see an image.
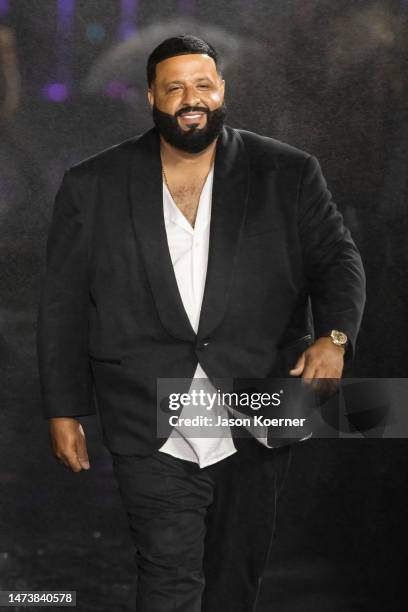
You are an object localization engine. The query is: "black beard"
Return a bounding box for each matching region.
[152,102,227,153]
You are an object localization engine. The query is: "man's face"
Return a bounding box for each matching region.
[147,53,226,153]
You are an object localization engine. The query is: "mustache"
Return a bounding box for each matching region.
[175,106,209,117]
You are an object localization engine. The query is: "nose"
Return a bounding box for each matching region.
[181,85,201,108]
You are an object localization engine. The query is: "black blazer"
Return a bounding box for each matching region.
[36,124,366,454]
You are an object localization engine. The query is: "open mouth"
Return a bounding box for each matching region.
[178,112,206,125]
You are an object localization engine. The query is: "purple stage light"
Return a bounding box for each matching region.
[179,0,195,16]
[105,81,128,99]
[0,0,9,18]
[118,0,138,41]
[56,0,75,85]
[57,0,75,26]
[118,22,137,41]
[43,83,69,103]
[121,0,138,18]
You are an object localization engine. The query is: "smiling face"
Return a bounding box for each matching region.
[147,53,227,153]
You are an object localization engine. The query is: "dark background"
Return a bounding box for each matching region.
[1,1,407,610]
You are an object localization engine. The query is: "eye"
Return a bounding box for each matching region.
[198,84,210,89]
[168,86,181,92]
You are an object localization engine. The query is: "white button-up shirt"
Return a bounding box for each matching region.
[158,164,238,468]
[157,163,312,467]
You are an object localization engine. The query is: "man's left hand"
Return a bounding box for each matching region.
[289,336,345,395]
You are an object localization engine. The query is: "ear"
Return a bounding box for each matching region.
[147,88,154,109]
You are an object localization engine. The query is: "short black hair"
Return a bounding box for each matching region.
[146,34,221,88]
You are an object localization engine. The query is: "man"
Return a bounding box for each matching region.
[37,35,366,611]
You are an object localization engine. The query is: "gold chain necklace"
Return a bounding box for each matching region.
[161,163,175,201]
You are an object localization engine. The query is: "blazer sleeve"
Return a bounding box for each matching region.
[297,155,366,361]
[36,169,96,418]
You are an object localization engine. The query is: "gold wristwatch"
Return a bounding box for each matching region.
[327,329,348,350]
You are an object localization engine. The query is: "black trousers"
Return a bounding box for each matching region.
[110,436,292,612]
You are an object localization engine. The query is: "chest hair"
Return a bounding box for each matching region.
[167,176,208,227]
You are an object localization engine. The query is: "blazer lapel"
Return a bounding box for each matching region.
[128,124,250,344]
[128,126,196,342]
[197,125,249,341]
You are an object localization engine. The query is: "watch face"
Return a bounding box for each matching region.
[331,330,348,345]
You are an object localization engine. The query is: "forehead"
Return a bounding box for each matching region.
[154,53,219,84]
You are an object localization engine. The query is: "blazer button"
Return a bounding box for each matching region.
[197,339,210,350]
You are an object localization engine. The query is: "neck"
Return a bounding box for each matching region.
[159,134,217,170]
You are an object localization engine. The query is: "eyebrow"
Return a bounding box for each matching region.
[164,77,213,86]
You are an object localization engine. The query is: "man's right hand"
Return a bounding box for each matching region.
[48,417,91,472]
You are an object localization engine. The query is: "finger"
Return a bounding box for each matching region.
[310,372,340,397]
[315,367,343,382]
[54,453,75,471]
[301,362,316,384]
[323,379,339,397]
[311,377,331,396]
[76,425,90,470]
[54,454,69,469]
[59,451,83,473]
[67,452,84,472]
[289,353,305,376]
[305,367,328,393]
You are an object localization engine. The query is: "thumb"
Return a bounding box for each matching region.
[289,352,305,376]
[76,423,90,470]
